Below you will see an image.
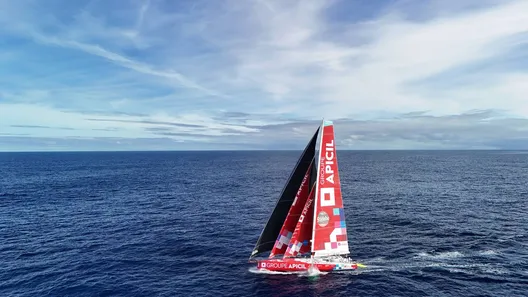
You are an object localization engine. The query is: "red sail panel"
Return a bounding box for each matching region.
[283,183,315,258]
[312,120,350,257]
[269,161,313,258]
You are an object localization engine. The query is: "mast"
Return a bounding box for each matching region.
[250,125,320,260]
[311,118,325,260]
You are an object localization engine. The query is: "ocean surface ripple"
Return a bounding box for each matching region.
[0,151,527,296]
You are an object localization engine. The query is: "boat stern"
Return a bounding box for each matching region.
[332,262,358,270]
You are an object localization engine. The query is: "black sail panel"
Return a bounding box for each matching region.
[250,127,320,258]
[309,148,318,193]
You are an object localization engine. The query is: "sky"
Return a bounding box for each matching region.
[0,0,528,151]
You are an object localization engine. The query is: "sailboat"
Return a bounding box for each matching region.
[249,119,360,272]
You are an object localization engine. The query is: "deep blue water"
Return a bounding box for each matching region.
[0,150,527,296]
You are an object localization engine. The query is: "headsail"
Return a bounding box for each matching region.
[311,120,350,258]
[250,127,320,258]
[284,182,316,258]
[269,161,313,258]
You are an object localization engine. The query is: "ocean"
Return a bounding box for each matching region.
[0,151,526,296]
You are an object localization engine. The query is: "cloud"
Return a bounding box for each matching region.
[332,110,528,149]
[0,0,527,150]
[0,103,263,144]
[205,0,528,118]
[86,118,206,129]
[34,36,226,98]
[0,0,223,97]
[222,110,528,150]
[10,124,76,130]
[3,109,527,151]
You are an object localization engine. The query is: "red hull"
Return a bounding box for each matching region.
[256,258,357,272]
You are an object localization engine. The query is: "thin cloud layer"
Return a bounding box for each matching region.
[0,0,527,150]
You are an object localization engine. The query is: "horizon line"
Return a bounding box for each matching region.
[1,148,527,153]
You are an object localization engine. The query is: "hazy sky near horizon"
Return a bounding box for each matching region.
[1,0,528,151]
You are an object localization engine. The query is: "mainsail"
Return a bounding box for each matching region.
[250,127,320,258]
[311,120,350,258]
